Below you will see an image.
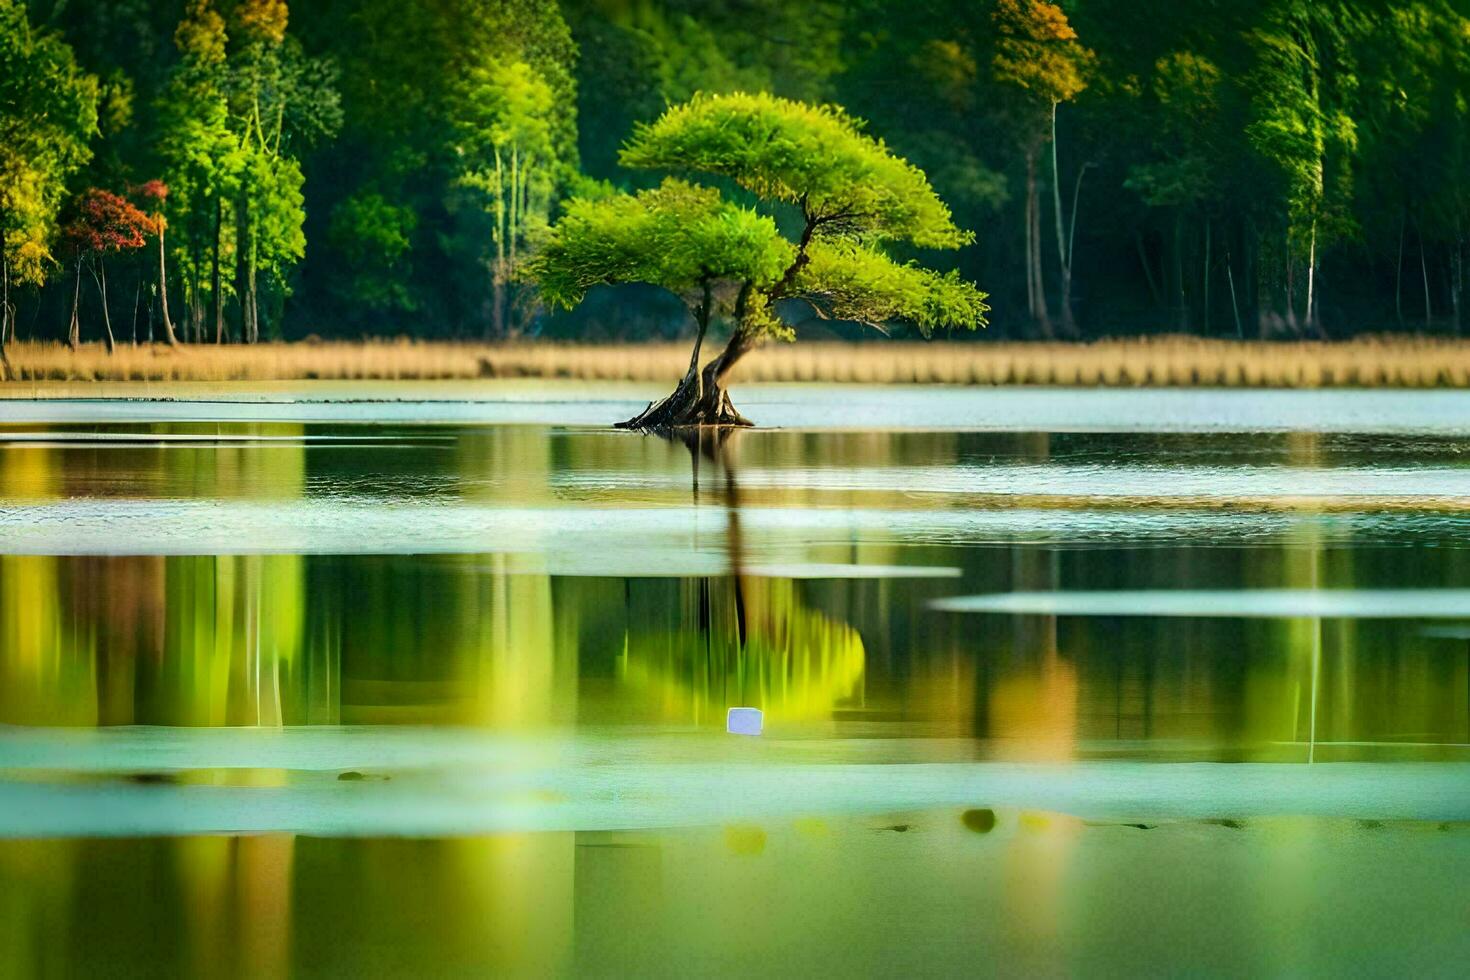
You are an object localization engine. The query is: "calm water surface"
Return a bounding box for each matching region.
[1,384,1468,977]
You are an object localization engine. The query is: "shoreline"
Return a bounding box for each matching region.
[6,336,1470,388]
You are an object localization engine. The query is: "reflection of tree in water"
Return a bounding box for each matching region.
[615,428,866,726]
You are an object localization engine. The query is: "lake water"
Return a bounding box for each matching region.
[1,383,1468,977]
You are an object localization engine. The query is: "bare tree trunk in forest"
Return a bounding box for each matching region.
[1024,155,1035,322]
[1227,248,1243,338]
[1419,226,1432,330]
[90,257,116,354]
[490,148,505,340]
[1024,147,1050,336]
[1032,168,1049,335]
[212,196,224,344]
[509,145,520,337]
[131,278,140,346]
[1134,231,1162,309]
[158,222,177,345]
[68,258,82,349]
[1050,103,1087,338]
[235,195,258,344]
[189,234,202,343]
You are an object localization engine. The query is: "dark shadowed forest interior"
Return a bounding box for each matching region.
[4,0,1469,345]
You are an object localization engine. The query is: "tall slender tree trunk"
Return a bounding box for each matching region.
[158,222,177,345]
[212,196,224,344]
[1025,148,1050,336]
[490,148,505,340]
[69,257,82,349]
[1226,247,1243,338]
[509,145,521,336]
[93,257,116,354]
[190,232,203,343]
[1419,226,1432,330]
[1050,102,1082,338]
[235,195,257,344]
[131,277,140,346]
[1135,231,1163,309]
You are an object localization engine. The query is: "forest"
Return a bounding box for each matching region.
[2,0,1469,347]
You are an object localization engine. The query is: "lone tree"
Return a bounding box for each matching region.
[528,92,988,428]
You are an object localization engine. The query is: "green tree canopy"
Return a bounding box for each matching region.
[620,92,971,248]
[0,0,99,290]
[531,91,986,427]
[531,178,791,312]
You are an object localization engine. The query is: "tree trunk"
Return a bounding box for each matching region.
[1134,231,1163,309]
[212,196,224,344]
[131,277,140,346]
[1029,153,1050,336]
[236,194,252,343]
[617,282,722,429]
[490,148,506,340]
[509,144,519,336]
[189,232,203,343]
[1050,102,1080,338]
[1226,248,1243,339]
[158,221,178,345]
[620,304,757,430]
[94,257,116,354]
[1419,226,1432,330]
[69,257,81,349]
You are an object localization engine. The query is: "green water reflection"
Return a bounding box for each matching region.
[1,425,1468,755]
[2,418,1469,975]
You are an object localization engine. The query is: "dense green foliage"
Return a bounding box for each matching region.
[531,179,792,312]
[536,92,986,349]
[5,0,1470,343]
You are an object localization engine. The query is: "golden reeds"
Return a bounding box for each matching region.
[5,335,1470,388]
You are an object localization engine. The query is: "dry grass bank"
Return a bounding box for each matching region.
[6,335,1470,387]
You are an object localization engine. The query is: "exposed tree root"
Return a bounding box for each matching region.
[617,329,756,430]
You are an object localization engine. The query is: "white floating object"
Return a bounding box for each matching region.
[726,707,763,736]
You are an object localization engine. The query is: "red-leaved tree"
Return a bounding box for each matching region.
[63,189,155,352]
